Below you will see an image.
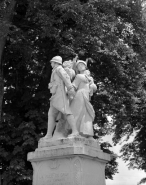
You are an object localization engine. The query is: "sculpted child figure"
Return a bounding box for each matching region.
[63,60,75,82]
[42,56,79,140]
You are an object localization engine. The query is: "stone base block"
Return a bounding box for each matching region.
[27,137,112,185]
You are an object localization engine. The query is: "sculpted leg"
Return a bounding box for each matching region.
[66,114,79,137]
[53,113,68,139]
[43,106,59,139]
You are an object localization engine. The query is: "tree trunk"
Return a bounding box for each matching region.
[0,38,5,122]
[0,0,16,121]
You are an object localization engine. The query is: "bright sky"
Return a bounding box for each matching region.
[103,135,146,185]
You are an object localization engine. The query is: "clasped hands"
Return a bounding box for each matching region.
[67,86,76,100]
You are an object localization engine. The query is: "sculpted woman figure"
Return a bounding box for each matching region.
[70,60,97,137]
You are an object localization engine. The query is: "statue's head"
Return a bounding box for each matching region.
[76,60,87,72]
[50,56,62,67]
[63,60,73,68]
[84,70,90,76]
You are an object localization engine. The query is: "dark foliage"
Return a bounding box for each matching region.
[1,0,146,184]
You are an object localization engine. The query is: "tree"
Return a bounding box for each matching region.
[1,0,146,184]
[33,0,146,183]
[0,0,119,184]
[0,1,48,184]
[0,0,16,121]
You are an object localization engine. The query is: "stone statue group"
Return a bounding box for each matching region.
[41,55,97,141]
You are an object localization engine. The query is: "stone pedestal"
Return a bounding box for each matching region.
[27,137,112,185]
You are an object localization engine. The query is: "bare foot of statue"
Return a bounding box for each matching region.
[39,134,52,141]
[52,132,66,140]
[68,132,79,138]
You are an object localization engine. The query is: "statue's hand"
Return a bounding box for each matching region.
[68,87,76,100]
[48,83,52,89]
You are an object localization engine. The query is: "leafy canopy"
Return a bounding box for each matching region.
[1,0,146,184]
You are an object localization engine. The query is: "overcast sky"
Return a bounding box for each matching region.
[103,135,146,185]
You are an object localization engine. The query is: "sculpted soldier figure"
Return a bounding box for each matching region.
[42,56,79,140]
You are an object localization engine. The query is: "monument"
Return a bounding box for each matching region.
[27,56,113,185]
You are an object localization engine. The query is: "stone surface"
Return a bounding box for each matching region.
[43,56,98,140]
[38,136,100,149]
[27,56,113,185]
[27,137,112,185]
